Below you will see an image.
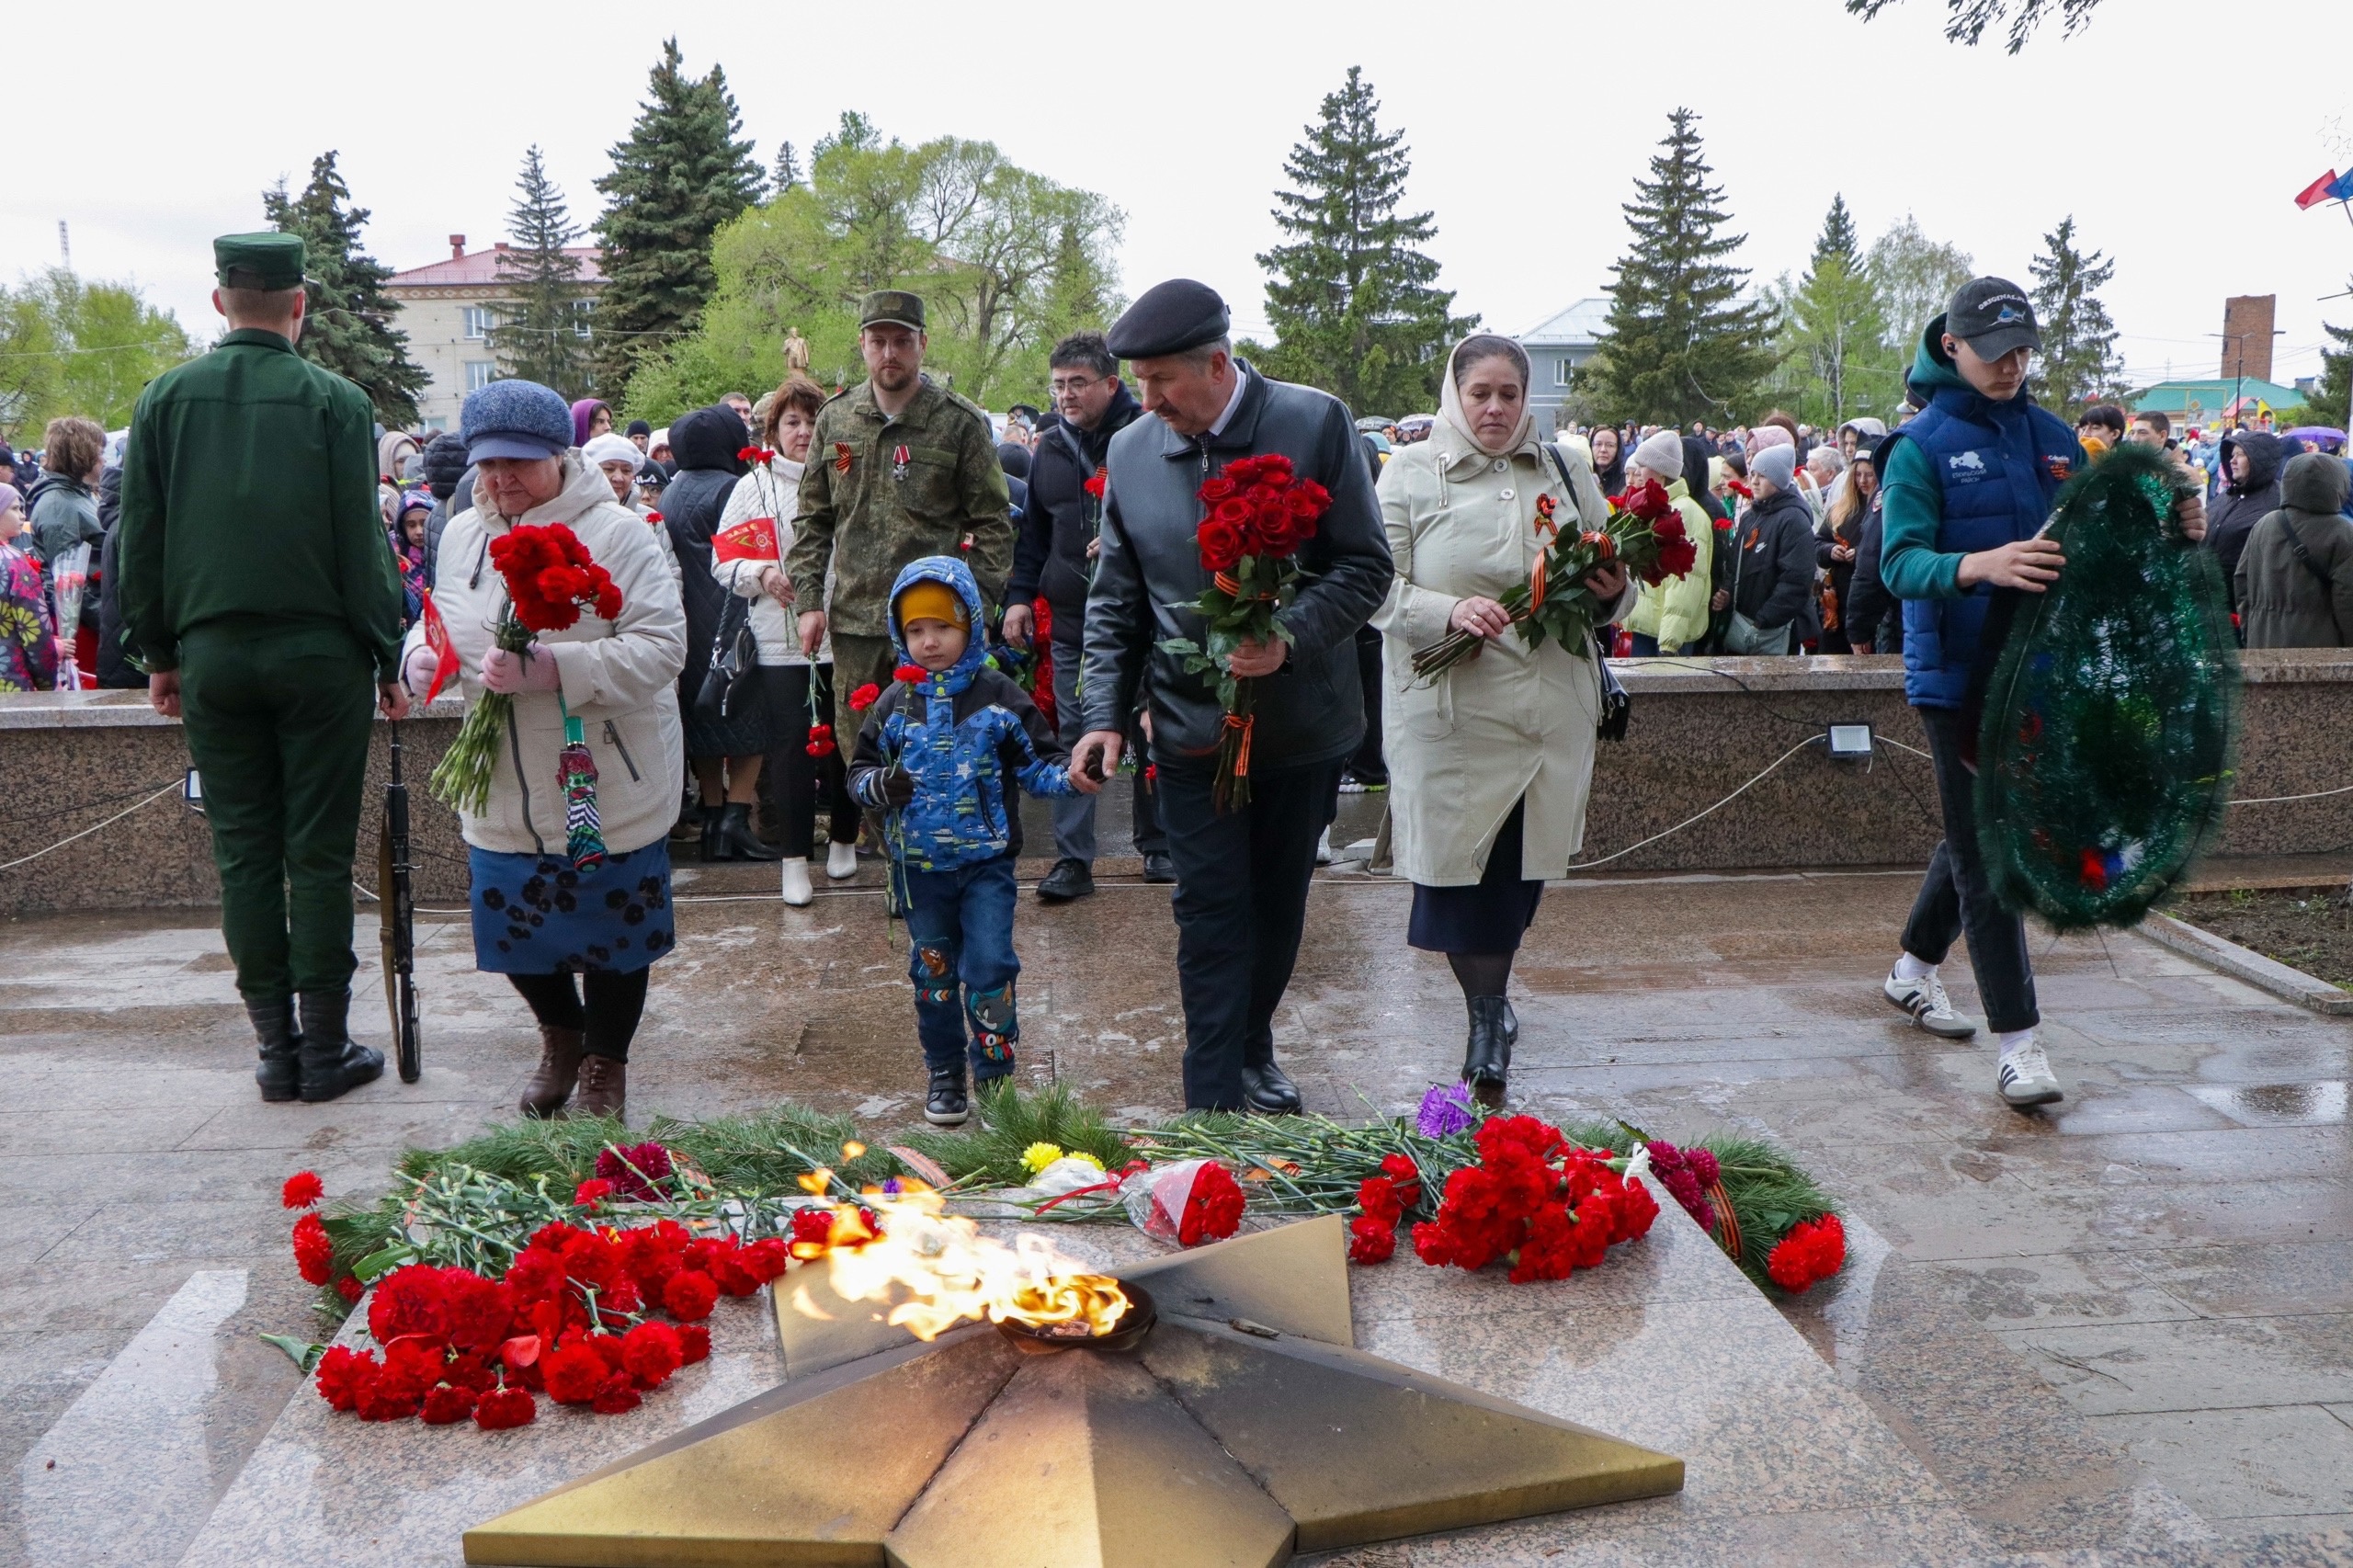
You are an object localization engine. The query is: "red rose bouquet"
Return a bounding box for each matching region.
[1410,477,1697,682]
[430,523,624,817]
[1156,453,1330,810]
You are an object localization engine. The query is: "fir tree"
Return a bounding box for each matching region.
[262,151,428,426]
[772,141,802,194]
[487,146,591,399]
[1252,67,1475,414]
[1585,109,1771,427]
[1774,196,1895,426]
[2307,290,2352,430]
[1812,194,1860,273]
[2028,216,2122,415]
[591,39,763,390]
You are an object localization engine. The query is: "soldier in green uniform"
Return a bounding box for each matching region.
[118,233,409,1104]
[786,290,1014,690]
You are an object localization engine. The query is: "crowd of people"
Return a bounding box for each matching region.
[16,230,2341,1137]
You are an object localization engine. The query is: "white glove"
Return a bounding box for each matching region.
[481,645,562,694]
[401,642,442,697]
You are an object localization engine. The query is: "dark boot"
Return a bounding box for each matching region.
[697,803,724,860]
[1463,996,1518,1108]
[519,1024,585,1119]
[926,1064,969,1126]
[296,988,384,1104]
[573,1054,627,1120]
[1240,1062,1302,1115]
[711,801,781,861]
[1037,858,1095,903]
[250,998,301,1102]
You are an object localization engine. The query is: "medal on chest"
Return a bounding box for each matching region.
[892,444,911,483]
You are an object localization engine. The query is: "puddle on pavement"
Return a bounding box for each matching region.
[2181,1080,2349,1127]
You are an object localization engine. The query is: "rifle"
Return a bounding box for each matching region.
[378,721,422,1083]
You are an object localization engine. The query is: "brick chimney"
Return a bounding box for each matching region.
[2220,295,2277,381]
[449,233,466,261]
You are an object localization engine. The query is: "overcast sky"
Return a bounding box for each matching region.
[11,0,2351,400]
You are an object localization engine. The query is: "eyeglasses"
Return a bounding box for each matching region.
[1050,376,1103,395]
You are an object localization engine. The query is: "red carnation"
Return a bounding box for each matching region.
[708,1244,762,1298]
[621,1321,684,1387]
[741,1237,791,1283]
[1177,1161,1245,1245]
[847,682,881,712]
[1356,1176,1404,1226]
[1347,1216,1397,1265]
[676,1324,711,1364]
[597,1142,675,1202]
[335,1275,365,1304]
[662,1270,719,1322]
[472,1384,537,1431]
[314,1346,378,1412]
[574,1177,615,1209]
[420,1383,477,1426]
[292,1212,335,1286]
[440,1270,515,1353]
[894,664,927,684]
[368,1263,452,1346]
[1767,1213,1847,1293]
[1084,468,1108,500]
[790,1207,835,1246]
[504,1245,567,1304]
[281,1171,324,1210]
[805,722,836,758]
[591,1371,642,1415]
[540,1339,609,1404]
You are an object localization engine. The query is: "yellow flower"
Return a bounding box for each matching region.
[1064,1151,1105,1174]
[1020,1142,1064,1176]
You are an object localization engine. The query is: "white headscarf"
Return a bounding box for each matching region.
[1438,339,1534,458]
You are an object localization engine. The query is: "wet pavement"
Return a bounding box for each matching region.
[3,826,2350,1563]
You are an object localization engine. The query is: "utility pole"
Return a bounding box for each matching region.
[57,221,70,272]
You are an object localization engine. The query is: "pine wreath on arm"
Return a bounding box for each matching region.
[1972,441,2239,931]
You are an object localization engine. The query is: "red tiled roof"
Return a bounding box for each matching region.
[389,246,606,287]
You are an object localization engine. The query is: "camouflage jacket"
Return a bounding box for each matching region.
[785,377,1013,639]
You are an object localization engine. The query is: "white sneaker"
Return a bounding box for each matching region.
[1997,1042,2064,1108]
[825,840,858,880]
[779,858,814,907]
[1883,968,1977,1039]
[1316,827,1333,866]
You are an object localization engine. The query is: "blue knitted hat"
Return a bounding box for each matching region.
[460,380,574,463]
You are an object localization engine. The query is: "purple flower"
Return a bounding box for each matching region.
[881,1176,904,1196]
[1416,1082,1476,1139]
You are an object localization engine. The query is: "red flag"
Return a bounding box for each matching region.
[2295,170,2340,210]
[712,515,779,563]
[420,589,458,703]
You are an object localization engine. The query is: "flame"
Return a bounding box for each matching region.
[798,1183,1130,1342]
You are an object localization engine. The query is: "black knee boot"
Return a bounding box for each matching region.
[1462,995,1518,1108]
[297,987,385,1103]
[249,998,301,1102]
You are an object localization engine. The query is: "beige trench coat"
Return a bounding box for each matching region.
[1372,425,1632,886]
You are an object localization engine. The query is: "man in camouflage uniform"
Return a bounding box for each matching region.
[787,291,1014,690]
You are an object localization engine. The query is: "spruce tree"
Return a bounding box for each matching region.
[1585,109,1771,427]
[2028,216,2122,415]
[772,141,802,194]
[262,151,428,426]
[1813,194,1861,273]
[1253,67,1475,414]
[592,39,763,391]
[2310,294,2353,430]
[1777,195,1894,426]
[487,146,591,399]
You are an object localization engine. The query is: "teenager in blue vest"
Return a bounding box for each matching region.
[1876,278,2206,1108]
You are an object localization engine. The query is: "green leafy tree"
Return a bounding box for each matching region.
[623,114,1122,419]
[591,39,764,391]
[1847,0,2101,53]
[263,151,429,426]
[2029,216,2122,415]
[1766,197,1898,426]
[1247,67,1473,414]
[486,145,592,398]
[1865,213,1973,351]
[2309,290,2353,430]
[0,270,193,434]
[1585,108,1771,427]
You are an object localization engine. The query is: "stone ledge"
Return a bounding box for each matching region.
[2137,912,2353,1016]
[0,688,467,729]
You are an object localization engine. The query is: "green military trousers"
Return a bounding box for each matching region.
[828,632,901,696]
[177,620,375,1003]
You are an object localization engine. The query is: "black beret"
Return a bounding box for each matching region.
[1106,278,1230,359]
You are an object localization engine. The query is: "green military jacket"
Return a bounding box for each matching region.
[785,376,1013,639]
[118,328,403,676]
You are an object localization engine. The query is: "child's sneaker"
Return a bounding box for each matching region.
[926,1066,970,1126]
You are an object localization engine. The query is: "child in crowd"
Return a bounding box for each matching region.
[847,555,1079,1126]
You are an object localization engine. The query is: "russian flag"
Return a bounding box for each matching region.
[2296,170,2341,209]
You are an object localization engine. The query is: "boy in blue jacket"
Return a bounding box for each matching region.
[847,556,1080,1126]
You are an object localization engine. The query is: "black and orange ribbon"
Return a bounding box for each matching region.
[833,442,854,475]
[1223,710,1254,779]
[1528,551,1548,614]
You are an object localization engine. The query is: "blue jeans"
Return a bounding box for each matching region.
[902,854,1022,1080]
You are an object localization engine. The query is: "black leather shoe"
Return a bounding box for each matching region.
[1463,996,1518,1108]
[1037,858,1095,903]
[296,988,384,1104]
[926,1066,970,1126]
[1142,852,1176,884]
[250,998,301,1102]
[711,801,782,861]
[1240,1062,1302,1115]
[696,803,723,860]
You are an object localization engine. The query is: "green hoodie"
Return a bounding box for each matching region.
[1876,328,1971,603]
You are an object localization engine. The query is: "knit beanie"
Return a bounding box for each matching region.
[894,579,970,631]
[582,433,643,470]
[626,418,653,438]
[1631,429,1684,481]
[0,483,19,520]
[1750,443,1799,493]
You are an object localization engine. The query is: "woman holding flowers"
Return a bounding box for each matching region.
[1373,335,1637,1106]
[400,380,687,1122]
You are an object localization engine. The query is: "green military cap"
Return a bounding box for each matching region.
[858,290,926,332]
[213,232,307,291]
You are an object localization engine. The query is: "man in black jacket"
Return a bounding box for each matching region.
[1006,332,1166,901]
[1072,280,1392,1113]
[1710,443,1817,653]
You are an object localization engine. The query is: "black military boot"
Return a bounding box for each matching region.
[1462,996,1518,1108]
[711,801,781,861]
[296,987,385,1104]
[250,998,302,1103]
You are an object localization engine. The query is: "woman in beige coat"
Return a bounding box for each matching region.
[1374,335,1634,1104]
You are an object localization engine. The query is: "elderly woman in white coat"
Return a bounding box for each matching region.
[399,379,687,1123]
[713,375,862,905]
[1373,335,1635,1105]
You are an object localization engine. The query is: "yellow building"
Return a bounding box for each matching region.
[384,236,607,431]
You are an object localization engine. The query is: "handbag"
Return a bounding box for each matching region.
[1544,443,1631,740]
[1718,521,1791,654]
[693,590,760,723]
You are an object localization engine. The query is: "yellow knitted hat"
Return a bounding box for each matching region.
[894,579,969,632]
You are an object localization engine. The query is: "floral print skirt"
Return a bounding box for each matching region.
[467,842,675,974]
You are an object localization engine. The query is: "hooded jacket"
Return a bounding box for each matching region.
[2235,452,2353,648]
[847,555,1076,871]
[1712,484,1816,631]
[663,406,754,717]
[2209,430,2286,610]
[1009,381,1143,642]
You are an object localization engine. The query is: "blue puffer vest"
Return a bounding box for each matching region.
[1893,385,2080,709]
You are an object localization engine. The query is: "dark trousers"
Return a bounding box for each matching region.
[759,664,859,858]
[1046,642,1164,863]
[1156,756,1343,1109]
[177,621,375,1002]
[508,970,651,1062]
[1901,705,2040,1034]
[1347,626,1386,783]
[902,854,1021,1080]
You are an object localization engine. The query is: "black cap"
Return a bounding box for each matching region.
[1944,277,2040,359]
[1107,278,1230,359]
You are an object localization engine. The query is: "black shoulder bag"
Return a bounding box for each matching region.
[693,585,761,723]
[1544,443,1631,741]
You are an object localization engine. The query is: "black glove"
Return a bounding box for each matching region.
[881,767,915,808]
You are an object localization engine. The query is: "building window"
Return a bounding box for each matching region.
[572,299,594,339]
[1556,358,1574,388]
[462,306,494,341]
[465,360,495,392]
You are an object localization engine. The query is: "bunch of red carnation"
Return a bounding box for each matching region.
[805,722,836,758]
[1347,1153,1423,1265]
[1766,1211,1846,1293]
[1643,1140,1721,1232]
[1409,1116,1658,1284]
[847,682,881,712]
[1178,1162,1246,1245]
[488,522,624,634]
[1194,453,1329,573]
[594,1141,676,1203]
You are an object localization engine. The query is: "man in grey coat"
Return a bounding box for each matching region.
[1072,279,1392,1113]
[2236,452,2353,648]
